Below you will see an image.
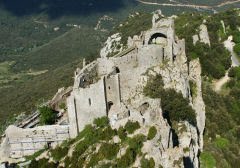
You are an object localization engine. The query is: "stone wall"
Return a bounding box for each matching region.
[4,125,70,158]
[67,77,107,137]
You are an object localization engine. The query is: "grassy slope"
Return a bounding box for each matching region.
[0,27,107,131]
[12,27,107,72]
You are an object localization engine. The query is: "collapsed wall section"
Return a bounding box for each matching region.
[5,125,70,158]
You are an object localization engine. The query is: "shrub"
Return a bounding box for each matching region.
[128,134,146,154]
[161,89,196,126]
[38,106,58,125]
[147,126,157,140]
[116,147,137,167]
[116,135,146,167]
[214,137,229,149]
[234,43,240,56]
[51,145,68,161]
[118,126,127,141]
[143,75,196,126]
[87,143,120,167]
[143,74,164,98]
[98,143,120,160]
[59,102,66,110]
[141,157,155,168]
[200,152,216,168]
[189,80,197,98]
[228,67,240,79]
[124,121,140,134]
[93,117,109,128]
[29,158,58,168]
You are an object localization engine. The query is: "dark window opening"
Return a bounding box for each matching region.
[47,142,52,149]
[115,67,120,73]
[183,157,194,168]
[128,110,131,117]
[89,98,91,106]
[108,101,114,112]
[142,102,149,107]
[171,129,179,147]
[143,118,145,124]
[173,55,177,62]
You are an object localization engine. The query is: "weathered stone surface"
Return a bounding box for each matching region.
[1,125,70,159]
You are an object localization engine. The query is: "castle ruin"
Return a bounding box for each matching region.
[67,17,187,138]
[1,13,205,168]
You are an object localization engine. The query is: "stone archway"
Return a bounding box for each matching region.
[148,33,167,45]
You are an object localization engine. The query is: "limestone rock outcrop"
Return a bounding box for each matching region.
[193,24,210,46]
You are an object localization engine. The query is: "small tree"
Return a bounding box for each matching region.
[124,121,140,134]
[38,106,57,125]
[234,43,240,56]
[147,126,157,140]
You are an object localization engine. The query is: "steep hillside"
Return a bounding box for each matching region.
[10,9,240,168]
[0,0,198,133]
[174,9,240,168]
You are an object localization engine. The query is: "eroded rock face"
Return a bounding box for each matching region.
[192,24,211,46]
[189,59,206,150]
[100,33,123,58]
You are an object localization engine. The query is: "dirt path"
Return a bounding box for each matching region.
[136,0,213,9]
[217,0,240,7]
[214,72,230,92]
[136,0,240,12]
[214,36,240,91]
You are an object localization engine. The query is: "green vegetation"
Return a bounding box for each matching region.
[29,158,58,168]
[116,134,146,167]
[189,80,197,98]
[192,42,230,79]
[147,126,157,140]
[87,143,120,168]
[144,74,196,126]
[29,117,148,168]
[124,120,140,134]
[200,152,216,168]
[202,83,240,167]
[25,148,46,161]
[38,106,58,125]
[174,11,238,79]
[174,11,240,167]
[117,126,127,141]
[140,157,155,168]
[50,145,69,161]
[214,137,229,149]
[93,116,109,128]
[226,67,240,100]
[233,43,240,56]
[114,13,152,46]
